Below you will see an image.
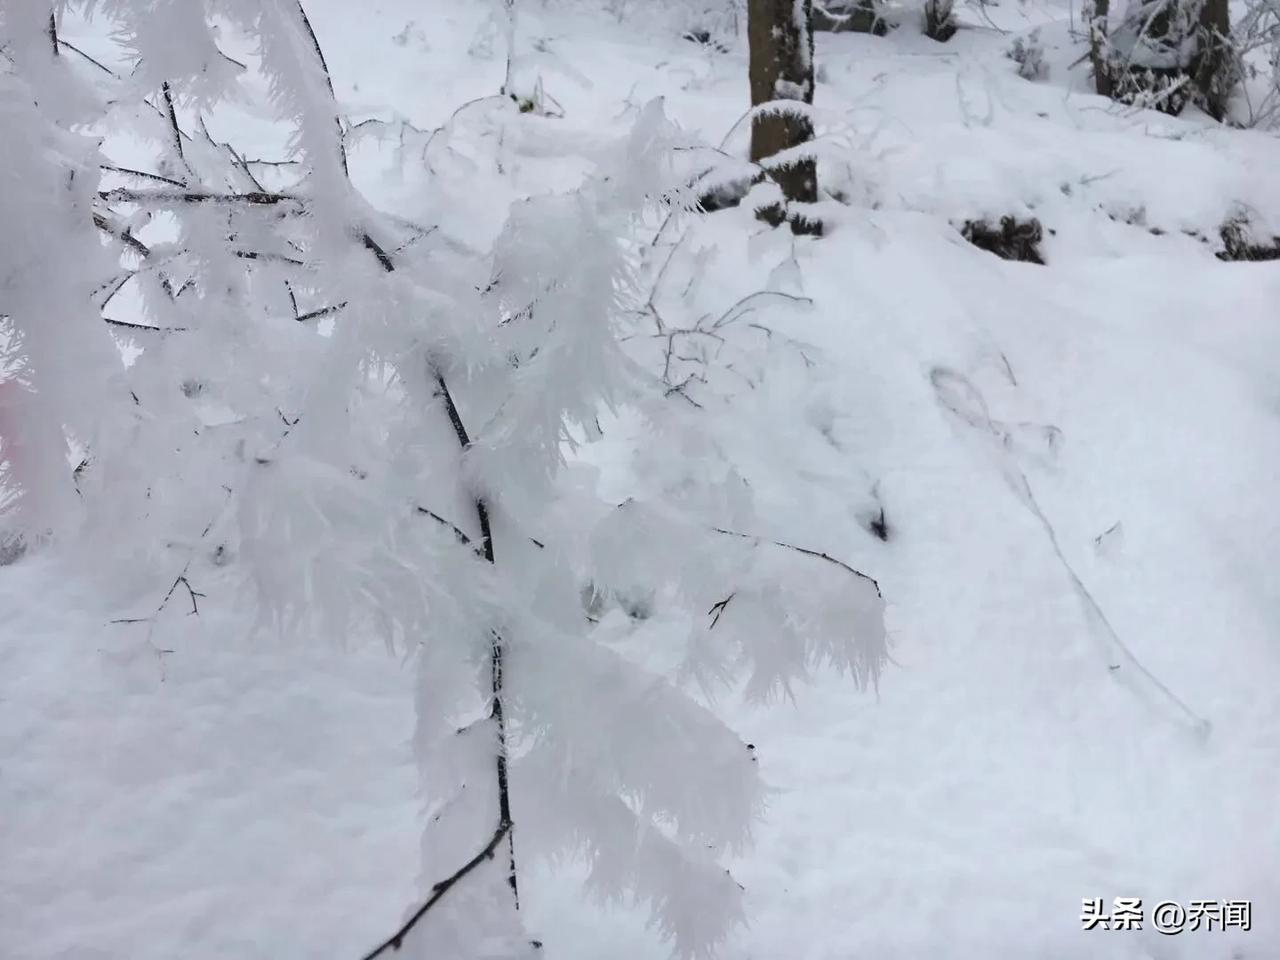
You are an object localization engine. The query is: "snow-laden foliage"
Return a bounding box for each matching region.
[1008,29,1049,81]
[0,6,128,544]
[0,4,887,958]
[1234,0,1280,125]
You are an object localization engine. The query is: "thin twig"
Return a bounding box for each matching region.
[415,505,476,548]
[234,249,306,266]
[101,163,186,188]
[357,821,512,960]
[930,367,1208,737]
[711,289,813,329]
[95,272,133,312]
[708,593,735,628]
[105,497,225,679]
[92,212,152,259]
[362,233,395,272]
[160,81,191,181]
[92,211,184,300]
[55,38,116,77]
[294,302,347,322]
[712,526,883,597]
[415,503,546,555]
[104,317,186,333]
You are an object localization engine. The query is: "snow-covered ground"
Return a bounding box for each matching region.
[3,1,1279,958]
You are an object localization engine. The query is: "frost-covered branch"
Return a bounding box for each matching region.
[278,2,525,912]
[430,367,520,905]
[98,187,301,206]
[2,9,891,958]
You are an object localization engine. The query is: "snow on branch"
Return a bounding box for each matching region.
[5,7,893,959]
[98,187,302,206]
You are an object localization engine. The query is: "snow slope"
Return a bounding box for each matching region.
[3,1,1279,958]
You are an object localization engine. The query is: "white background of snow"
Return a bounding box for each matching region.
[3,0,1279,958]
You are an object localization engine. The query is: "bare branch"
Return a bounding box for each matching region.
[708,593,735,628]
[55,39,117,77]
[234,249,306,266]
[362,232,395,272]
[415,503,546,554]
[712,290,813,329]
[293,1,350,177]
[160,81,191,181]
[415,505,476,548]
[92,212,151,259]
[104,317,186,333]
[100,163,187,188]
[175,575,205,615]
[294,302,347,322]
[99,187,300,206]
[357,821,512,960]
[95,272,133,312]
[712,526,882,597]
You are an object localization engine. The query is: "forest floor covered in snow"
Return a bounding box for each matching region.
[3,0,1280,958]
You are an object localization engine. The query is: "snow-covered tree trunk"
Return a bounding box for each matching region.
[1096,0,1235,117]
[923,0,957,41]
[1193,0,1233,118]
[748,0,820,233]
[1084,0,1115,97]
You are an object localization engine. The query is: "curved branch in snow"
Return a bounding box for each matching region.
[929,366,1210,738]
[356,821,512,960]
[711,525,883,598]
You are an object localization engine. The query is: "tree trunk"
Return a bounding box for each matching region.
[923,0,957,41]
[749,0,821,234]
[1097,0,1233,117]
[1193,0,1232,120]
[1084,0,1113,98]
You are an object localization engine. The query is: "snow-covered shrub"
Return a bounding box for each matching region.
[1008,29,1049,80]
[1231,0,1280,126]
[1216,210,1280,259]
[2,4,888,959]
[1093,0,1236,118]
[0,6,130,546]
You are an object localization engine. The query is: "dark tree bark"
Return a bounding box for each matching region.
[1192,0,1232,120]
[1084,0,1114,98]
[749,0,821,234]
[1096,0,1234,118]
[923,0,957,41]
